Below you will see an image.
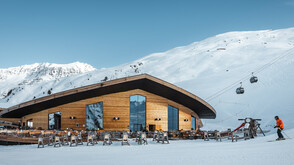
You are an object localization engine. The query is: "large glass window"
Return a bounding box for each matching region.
[86,102,103,130]
[48,112,61,130]
[130,95,146,132]
[191,116,196,130]
[27,119,33,128]
[168,105,179,131]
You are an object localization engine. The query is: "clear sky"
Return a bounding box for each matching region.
[1,0,294,69]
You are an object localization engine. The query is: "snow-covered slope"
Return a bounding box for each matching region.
[0,62,95,106]
[1,28,294,131]
[1,128,294,165]
[0,62,95,82]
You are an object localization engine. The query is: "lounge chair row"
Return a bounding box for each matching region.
[38,131,155,148]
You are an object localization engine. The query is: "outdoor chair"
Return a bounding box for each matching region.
[216,131,222,142]
[162,132,169,144]
[231,131,239,142]
[87,134,94,146]
[62,134,69,145]
[54,136,62,147]
[135,131,141,142]
[48,135,54,146]
[244,129,250,140]
[157,132,169,144]
[77,133,83,145]
[103,133,112,145]
[203,132,209,141]
[38,137,44,148]
[121,132,130,146]
[141,132,148,145]
[152,131,159,141]
[93,131,98,144]
[70,135,78,147]
[188,132,195,140]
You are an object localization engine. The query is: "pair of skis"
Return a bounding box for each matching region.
[267,138,286,142]
[267,129,292,142]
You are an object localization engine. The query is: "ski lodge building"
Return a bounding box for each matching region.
[0,74,216,132]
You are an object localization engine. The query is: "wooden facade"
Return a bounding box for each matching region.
[0,74,216,131]
[21,89,199,131]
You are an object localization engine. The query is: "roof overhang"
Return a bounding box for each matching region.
[0,74,216,119]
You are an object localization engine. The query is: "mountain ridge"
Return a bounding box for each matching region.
[1,27,294,130]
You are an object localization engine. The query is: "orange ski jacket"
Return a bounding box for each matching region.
[276,118,284,129]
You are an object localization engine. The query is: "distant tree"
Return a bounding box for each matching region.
[101,76,108,82]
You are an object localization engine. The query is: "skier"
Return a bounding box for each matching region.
[274,116,285,140]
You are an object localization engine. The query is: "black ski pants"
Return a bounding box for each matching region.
[277,128,284,138]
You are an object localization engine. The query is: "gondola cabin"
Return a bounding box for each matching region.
[250,76,258,83]
[236,87,245,94]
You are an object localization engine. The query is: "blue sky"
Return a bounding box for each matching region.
[1,0,294,69]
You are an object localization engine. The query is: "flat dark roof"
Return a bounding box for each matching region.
[0,74,216,119]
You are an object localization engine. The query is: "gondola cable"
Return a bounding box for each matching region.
[205,47,294,101]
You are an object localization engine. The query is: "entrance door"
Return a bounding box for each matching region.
[49,111,61,130]
[149,124,156,132]
[133,124,143,132]
[54,113,61,130]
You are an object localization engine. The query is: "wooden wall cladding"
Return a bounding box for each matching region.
[179,110,192,130]
[146,101,168,131]
[22,110,48,129]
[0,118,21,123]
[22,89,201,131]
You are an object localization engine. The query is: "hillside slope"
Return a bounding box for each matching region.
[1,28,294,131]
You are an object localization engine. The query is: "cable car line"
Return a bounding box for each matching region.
[205,48,294,101]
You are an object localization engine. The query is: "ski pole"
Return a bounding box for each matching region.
[282,130,292,139]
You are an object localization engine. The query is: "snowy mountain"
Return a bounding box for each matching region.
[0,62,95,82]
[1,28,294,131]
[0,62,95,106]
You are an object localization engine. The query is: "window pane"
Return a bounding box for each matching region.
[191,116,196,130]
[168,105,179,131]
[130,95,146,132]
[48,112,61,130]
[86,102,103,130]
[27,119,33,128]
